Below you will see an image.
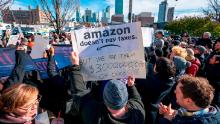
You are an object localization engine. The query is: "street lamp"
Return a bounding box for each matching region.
[128,0,132,23]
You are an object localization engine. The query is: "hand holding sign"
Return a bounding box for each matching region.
[70,52,79,65]
[127,76,135,87]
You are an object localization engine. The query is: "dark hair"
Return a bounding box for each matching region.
[213,38,220,49]
[156,57,176,79]
[157,31,164,36]
[214,55,220,63]
[155,49,163,57]
[178,75,214,108]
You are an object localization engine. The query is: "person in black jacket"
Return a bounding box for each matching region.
[159,75,220,124]
[206,55,220,106]
[196,32,213,49]
[65,52,145,124]
[135,57,176,124]
[3,46,41,90]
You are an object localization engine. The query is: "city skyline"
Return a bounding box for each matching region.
[12,0,208,22]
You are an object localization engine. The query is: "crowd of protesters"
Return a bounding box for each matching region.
[0,28,219,124]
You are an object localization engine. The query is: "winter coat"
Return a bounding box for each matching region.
[66,65,145,124]
[136,74,175,124]
[159,106,220,124]
[186,58,201,76]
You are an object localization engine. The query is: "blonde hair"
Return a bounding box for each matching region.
[0,83,39,113]
[172,46,187,58]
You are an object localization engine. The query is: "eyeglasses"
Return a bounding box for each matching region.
[18,94,42,111]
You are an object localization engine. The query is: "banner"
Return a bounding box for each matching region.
[141,27,154,47]
[75,22,146,81]
[0,48,36,77]
[31,36,49,59]
[33,58,49,79]
[53,45,73,69]
[0,48,16,77]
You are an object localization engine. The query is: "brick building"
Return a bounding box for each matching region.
[2,6,49,25]
[134,12,154,27]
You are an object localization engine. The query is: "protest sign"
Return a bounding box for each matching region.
[0,48,15,77]
[75,22,146,81]
[141,27,154,47]
[53,44,73,69]
[33,58,49,79]
[6,35,19,46]
[0,48,36,77]
[30,36,49,59]
[71,31,78,53]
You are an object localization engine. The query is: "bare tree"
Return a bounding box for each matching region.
[0,0,13,10]
[35,0,79,34]
[203,0,220,22]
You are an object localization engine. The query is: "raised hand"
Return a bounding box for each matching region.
[127,76,135,87]
[159,103,177,121]
[70,51,79,65]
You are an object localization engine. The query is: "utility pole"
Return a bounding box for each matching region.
[128,0,132,23]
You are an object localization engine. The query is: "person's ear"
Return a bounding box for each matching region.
[184,98,193,105]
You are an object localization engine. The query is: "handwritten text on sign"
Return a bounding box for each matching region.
[75,22,146,81]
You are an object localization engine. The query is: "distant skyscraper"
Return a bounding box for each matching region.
[92,12,97,22]
[106,6,110,19]
[158,0,168,23]
[76,7,80,22]
[102,9,106,18]
[85,8,92,22]
[167,7,175,22]
[115,0,123,15]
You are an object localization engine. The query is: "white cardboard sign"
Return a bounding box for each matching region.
[30,36,49,59]
[6,35,19,46]
[141,27,154,47]
[75,22,146,81]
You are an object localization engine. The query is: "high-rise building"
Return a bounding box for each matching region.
[106,6,110,19]
[85,8,92,22]
[92,12,97,22]
[115,0,123,15]
[102,9,106,18]
[158,0,168,23]
[167,7,174,22]
[76,7,80,22]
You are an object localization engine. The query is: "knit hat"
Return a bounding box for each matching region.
[173,56,191,72]
[196,45,206,54]
[186,48,195,61]
[103,80,128,110]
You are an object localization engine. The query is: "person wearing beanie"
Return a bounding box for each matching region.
[173,56,190,79]
[65,52,145,124]
[103,79,128,110]
[185,48,201,76]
